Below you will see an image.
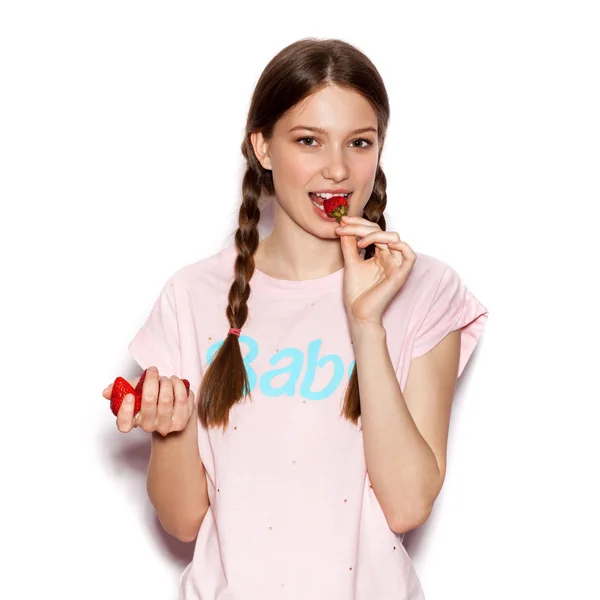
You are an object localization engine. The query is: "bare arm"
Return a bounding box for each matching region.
[146,415,210,542]
[350,321,459,533]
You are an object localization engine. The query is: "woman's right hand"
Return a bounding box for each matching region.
[102,366,196,436]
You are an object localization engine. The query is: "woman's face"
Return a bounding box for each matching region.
[251,85,381,237]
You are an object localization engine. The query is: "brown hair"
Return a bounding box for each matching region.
[197,37,390,429]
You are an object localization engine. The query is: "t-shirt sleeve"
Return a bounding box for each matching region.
[411,265,489,378]
[127,277,182,378]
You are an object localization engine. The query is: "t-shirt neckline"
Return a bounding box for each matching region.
[224,243,344,291]
[252,263,344,291]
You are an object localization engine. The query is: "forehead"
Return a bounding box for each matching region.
[276,85,378,134]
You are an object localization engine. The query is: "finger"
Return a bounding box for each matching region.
[341,215,381,228]
[156,376,174,436]
[338,231,362,265]
[116,393,136,433]
[138,367,159,431]
[386,240,406,263]
[171,376,191,431]
[187,381,196,417]
[336,223,381,237]
[379,243,404,271]
[356,231,401,249]
[388,239,416,259]
[189,387,196,416]
[370,245,416,304]
[387,240,417,272]
[336,224,389,252]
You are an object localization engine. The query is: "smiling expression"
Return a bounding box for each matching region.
[251,85,381,236]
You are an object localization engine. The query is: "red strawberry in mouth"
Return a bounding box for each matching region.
[110,368,191,417]
[323,196,349,223]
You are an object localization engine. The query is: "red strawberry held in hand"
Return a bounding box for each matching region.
[323,196,349,223]
[110,377,136,416]
[110,368,191,417]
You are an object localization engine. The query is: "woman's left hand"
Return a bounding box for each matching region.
[335,215,417,326]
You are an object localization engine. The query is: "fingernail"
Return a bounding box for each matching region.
[126,394,134,403]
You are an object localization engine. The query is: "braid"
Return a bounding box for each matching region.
[341,164,388,423]
[196,136,265,429]
[361,165,387,260]
[227,170,261,329]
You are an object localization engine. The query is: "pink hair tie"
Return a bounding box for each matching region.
[228,328,242,337]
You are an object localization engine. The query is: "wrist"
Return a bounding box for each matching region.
[348,319,386,340]
[152,411,198,443]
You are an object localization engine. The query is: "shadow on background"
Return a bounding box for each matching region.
[103,362,195,570]
[402,346,483,562]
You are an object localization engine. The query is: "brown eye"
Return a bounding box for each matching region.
[297,137,317,146]
[350,138,372,148]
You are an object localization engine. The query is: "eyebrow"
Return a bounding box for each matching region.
[288,125,378,135]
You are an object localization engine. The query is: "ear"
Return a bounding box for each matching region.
[250,132,272,170]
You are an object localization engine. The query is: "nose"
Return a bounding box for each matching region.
[321,145,350,182]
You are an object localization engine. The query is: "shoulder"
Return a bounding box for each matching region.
[397,250,454,302]
[383,249,473,335]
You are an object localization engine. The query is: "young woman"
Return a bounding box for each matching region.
[103,38,488,599]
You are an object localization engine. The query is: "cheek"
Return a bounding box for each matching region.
[354,155,379,183]
[352,159,379,209]
[271,152,315,186]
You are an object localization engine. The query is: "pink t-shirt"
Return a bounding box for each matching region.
[128,242,488,600]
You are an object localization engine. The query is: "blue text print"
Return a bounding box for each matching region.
[206,335,356,400]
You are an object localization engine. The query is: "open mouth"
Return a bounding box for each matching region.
[308,191,352,211]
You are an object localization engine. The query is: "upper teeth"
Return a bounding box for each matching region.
[314,192,349,199]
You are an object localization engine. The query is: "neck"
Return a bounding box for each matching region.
[255,205,344,281]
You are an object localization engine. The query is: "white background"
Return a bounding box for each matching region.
[1,1,598,599]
